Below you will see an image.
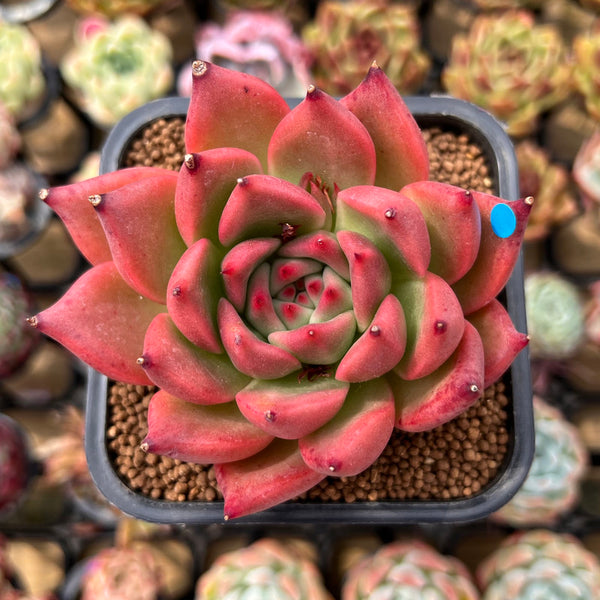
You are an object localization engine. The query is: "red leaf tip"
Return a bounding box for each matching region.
[26,315,38,328]
[524,195,534,206]
[38,188,49,201]
[88,194,102,207]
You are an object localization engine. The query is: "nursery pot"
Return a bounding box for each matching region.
[85,95,534,525]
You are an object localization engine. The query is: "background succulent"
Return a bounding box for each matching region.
[525,271,586,360]
[65,0,164,17]
[516,140,578,241]
[572,21,600,122]
[81,546,161,600]
[177,10,312,98]
[195,537,332,599]
[33,61,529,519]
[0,164,40,245]
[442,10,571,137]
[0,103,21,170]
[302,0,430,96]
[341,539,480,600]
[0,414,30,517]
[0,270,38,378]
[60,16,173,127]
[0,21,46,122]
[492,395,588,527]
[477,529,600,599]
[573,130,600,207]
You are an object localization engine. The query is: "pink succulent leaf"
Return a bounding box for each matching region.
[268,86,376,190]
[335,185,431,277]
[336,294,406,383]
[245,263,286,336]
[143,390,273,463]
[218,174,326,246]
[299,377,395,477]
[401,181,481,284]
[185,60,290,170]
[269,257,322,295]
[391,321,484,432]
[92,172,185,304]
[41,167,169,265]
[141,313,250,405]
[273,300,313,329]
[341,63,429,189]
[452,193,533,315]
[235,374,349,439]
[337,230,392,331]
[31,262,164,385]
[277,231,350,280]
[310,267,353,323]
[215,439,326,520]
[268,311,357,365]
[393,272,465,380]
[167,238,223,354]
[218,298,301,379]
[467,298,529,388]
[221,238,281,311]
[175,148,262,247]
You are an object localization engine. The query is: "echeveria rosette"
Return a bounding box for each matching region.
[32,61,530,519]
[477,530,600,599]
[492,396,588,528]
[342,539,480,600]
[442,10,571,138]
[195,538,333,600]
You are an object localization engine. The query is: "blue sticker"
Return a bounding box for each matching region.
[490,203,516,238]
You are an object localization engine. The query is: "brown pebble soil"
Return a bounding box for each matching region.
[105,115,509,504]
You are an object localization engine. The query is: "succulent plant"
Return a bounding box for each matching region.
[195,537,331,599]
[0,103,21,170]
[302,1,431,96]
[342,539,480,599]
[177,10,312,98]
[477,529,600,599]
[81,546,161,600]
[60,16,173,127]
[0,21,46,122]
[31,60,530,519]
[35,406,89,488]
[525,271,586,360]
[0,163,40,245]
[573,21,600,121]
[65,0,164,16]
[0,270,38,378]
[442,10,571,137]
[574,130,600,207]
[0,413,30,516]
[492,396,587,527]
[516,140,578,241]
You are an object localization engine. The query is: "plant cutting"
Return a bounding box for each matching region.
[30,60,531,520]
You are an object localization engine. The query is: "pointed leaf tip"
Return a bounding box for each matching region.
[34,262,164,385]
[185,61,290,171]
[341,68,429,190]
[268,87,376,191]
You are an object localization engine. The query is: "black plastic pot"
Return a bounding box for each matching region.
[87,95,533,525]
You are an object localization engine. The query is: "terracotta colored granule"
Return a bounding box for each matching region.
[123,117,185,171]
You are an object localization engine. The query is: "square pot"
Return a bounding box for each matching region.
[85,95,533,524]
